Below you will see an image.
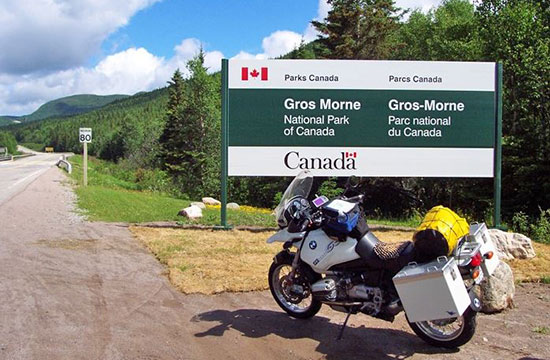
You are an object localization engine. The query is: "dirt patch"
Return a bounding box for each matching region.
[131,227,280,294]
[35,238,98,250]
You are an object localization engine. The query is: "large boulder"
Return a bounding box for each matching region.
[227,202,240,210]
[190,201,206,209]
[177,205,203,219]
[477,261,515,313]
[488,229,536,260]
[202,197,221,206]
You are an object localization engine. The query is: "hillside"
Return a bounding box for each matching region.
[0,116,21,127]
[11,87,169,158]
[0,94,129,127]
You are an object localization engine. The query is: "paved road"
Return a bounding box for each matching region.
[0,149,67,206]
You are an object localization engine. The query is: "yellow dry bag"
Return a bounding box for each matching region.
[413,205,469,260]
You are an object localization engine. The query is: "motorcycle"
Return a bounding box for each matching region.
[266,171,496,348]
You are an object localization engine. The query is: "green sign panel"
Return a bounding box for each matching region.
[228,89,495,148]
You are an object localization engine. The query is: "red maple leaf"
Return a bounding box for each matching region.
[250,69,259,78]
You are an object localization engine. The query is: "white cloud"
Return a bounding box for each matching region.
[0,39,224,115]
[0,0,335,116]
[0,0,160,75]
[262,31,304,58]
[304,0,331,42]
[231,0,331,61]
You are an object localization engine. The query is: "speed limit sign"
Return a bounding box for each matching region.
[79,128,92,143]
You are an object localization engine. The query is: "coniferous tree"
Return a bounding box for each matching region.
[159,53,220,199]
[312,0,403,59]
[159,69,187,181]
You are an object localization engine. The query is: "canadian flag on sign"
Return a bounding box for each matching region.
[241,67,268,81]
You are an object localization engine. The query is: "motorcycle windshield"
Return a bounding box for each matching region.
[274,171,314,225]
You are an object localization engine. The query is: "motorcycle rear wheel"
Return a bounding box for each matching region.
[407,307,477,348]
[268,258,321,319]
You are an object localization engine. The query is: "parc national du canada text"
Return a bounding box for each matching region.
[282,97,465,138]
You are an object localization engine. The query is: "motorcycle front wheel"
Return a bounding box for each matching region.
[268,258,321,319]
[407,307,477,348]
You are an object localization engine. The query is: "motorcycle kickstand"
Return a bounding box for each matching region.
[337,308,353,341]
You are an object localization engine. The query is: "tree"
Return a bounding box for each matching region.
[159,52,221,199]
[312,0,403,59]
[394,0,483,61]
[0,130,17,154]
[159,69,186,177]
[477,0,550,217]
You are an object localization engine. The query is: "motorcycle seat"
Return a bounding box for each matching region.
[355,231,416,271]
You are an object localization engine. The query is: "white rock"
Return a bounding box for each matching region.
[477,261,515,313]
[227,202,240,210]
[190,202,206,209]
[202,197,221,206]
[177,205,202,219]
[488,229,536,260]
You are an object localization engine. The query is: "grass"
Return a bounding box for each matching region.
[507,242,550,283]
[131,225,550,295]
[67,155,277,226]
[20,143,45,152]
[532,326,550,335]
[131,227,414,294]
[75,186,188,222]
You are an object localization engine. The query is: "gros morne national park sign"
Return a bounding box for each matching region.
[223,59,498,177]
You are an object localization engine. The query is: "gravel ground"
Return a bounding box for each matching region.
[0,167,548,360]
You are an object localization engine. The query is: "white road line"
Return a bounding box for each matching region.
[6,167,49,191]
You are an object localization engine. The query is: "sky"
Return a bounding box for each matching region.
[0,0,448,116]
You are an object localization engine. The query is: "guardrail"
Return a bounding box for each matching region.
[12,153,35,161]
[56,158,72,174]
[0,155,12,162]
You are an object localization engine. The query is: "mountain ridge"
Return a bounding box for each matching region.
[0,94,129,127]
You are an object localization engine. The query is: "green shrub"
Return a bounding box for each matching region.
[531,209,550,244]
[318,178,344,199]
[512,211,530,235]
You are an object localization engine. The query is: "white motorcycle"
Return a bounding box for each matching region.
[267,171,497,348]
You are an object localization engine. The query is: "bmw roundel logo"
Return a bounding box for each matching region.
[309,241,317,250]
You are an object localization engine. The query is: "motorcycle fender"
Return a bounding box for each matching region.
[266,228,306,244]
[469,289,482,312]
[273,250,294,265]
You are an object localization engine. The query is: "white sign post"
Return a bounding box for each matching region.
[79,128,92,186]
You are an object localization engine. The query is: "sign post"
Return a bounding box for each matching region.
[79,128,92,186]
[221,59,502,226]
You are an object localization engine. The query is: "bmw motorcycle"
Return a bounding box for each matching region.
[267,171,495,348]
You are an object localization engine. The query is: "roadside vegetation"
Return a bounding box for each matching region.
[132,226,550,294]
[68,155,276,226]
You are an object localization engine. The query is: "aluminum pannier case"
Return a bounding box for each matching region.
[393,257,471,323]
[468,222,499,276]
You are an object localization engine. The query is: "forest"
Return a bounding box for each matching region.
[6,0,550,234]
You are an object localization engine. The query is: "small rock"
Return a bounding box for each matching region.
[488,229,536,260]
[477,261,515,313]
[202,197,221,206]
[227,202,240,210]
[190,202,206,209]
[177,205,203,219]
[483,337,488,342]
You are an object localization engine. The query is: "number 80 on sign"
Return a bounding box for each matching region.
[79,128,92,143]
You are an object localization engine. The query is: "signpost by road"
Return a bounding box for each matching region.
[220,59,502,228]
[79,128,92,186]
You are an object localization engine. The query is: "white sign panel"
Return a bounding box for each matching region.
[79,128,92,143]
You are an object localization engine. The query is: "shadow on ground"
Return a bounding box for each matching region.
[192,309,459,360]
